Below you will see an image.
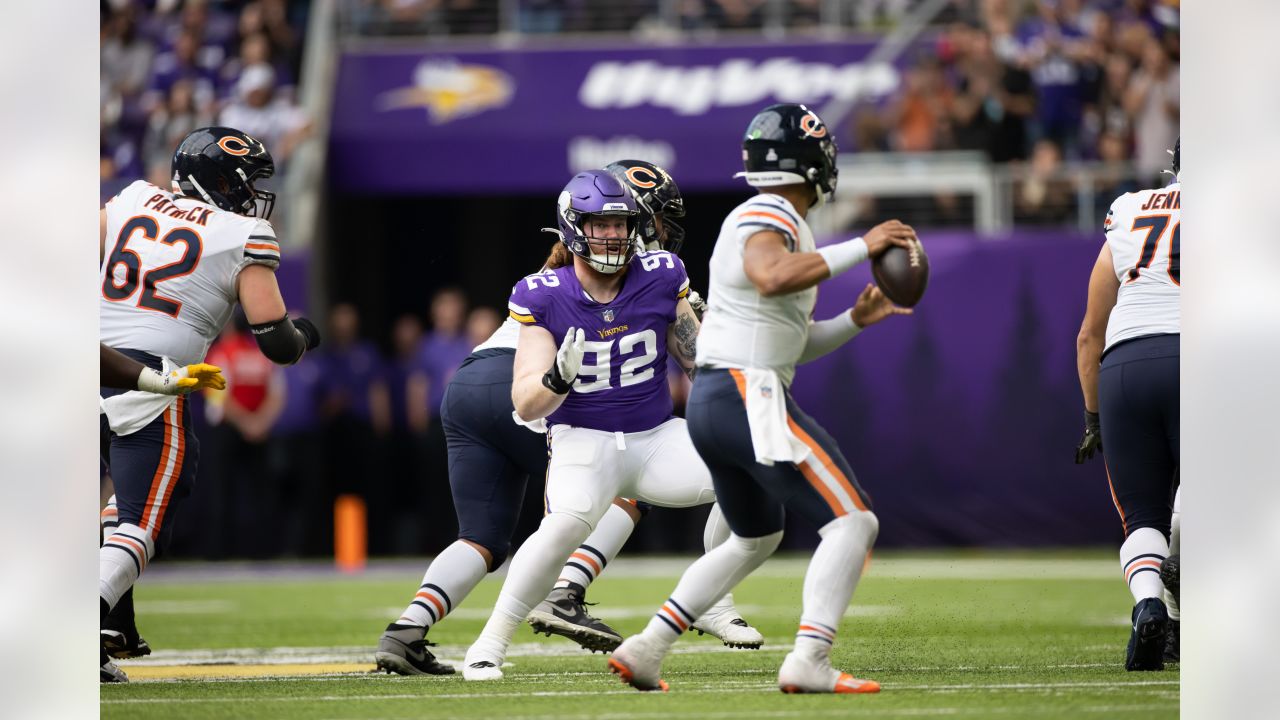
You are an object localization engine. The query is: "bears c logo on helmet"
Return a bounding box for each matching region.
[799,113,827,139]
[625,165,659,189]
[217,136,251,156]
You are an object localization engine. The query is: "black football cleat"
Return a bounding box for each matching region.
[1160,554,1179,607]
[527,583,622,653]
[100,646,128,683]
[1125,597,1169,671]
[102,629,152,659]
[374,623,455,675]
[1164,619,1179,663]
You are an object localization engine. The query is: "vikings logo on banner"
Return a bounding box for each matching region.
[380,59,514,124]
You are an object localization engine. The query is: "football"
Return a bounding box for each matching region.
[871,239,929,307]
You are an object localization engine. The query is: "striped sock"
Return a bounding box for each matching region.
[1120,527,1169,603]
[795,618,837,658]
[644,597,697,645]
[101,496,119,539]
[395,540,488,630]
[554,502,635,590]
[100,522,154,611]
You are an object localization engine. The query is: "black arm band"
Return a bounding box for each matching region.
[250,314,307,365]
[542,365,573,395]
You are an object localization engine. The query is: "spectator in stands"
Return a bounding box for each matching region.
[465,306,501,347]
[144,29,218,116]
[387,313,431,552]
[519,0,567,33]
[101,6,154,105]
[1125,36,1179,185]
[1015,138,1074,225]
[219,63,312,168]
[414,288,473,548]
[203,317,287,558]
[142,79,214,187]
[267,344,329,557]
[887,54,954,152]
[220,32,295,104]
[319,303,392,549]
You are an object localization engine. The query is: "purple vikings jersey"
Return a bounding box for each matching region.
[509,250,691,433]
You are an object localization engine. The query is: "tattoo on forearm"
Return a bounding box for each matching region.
[674,312,698,377]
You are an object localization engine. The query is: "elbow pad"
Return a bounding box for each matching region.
[250,315,319,365]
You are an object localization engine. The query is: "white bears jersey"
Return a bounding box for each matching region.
[1103,181,1181,351]
[100,180,281,366]
[697,193,816,386]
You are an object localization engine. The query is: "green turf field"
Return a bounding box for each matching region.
[100,551,1178,719]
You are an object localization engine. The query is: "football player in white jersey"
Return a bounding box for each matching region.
[98,127,321,682]
[609,104,916,694]
[1075,138,1180,671]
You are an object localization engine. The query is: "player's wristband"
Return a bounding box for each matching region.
[816,237,869,278]
[542,365,573,395]
[135,367,173,395]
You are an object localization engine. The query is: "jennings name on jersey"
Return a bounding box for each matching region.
[1103,181,1180,351]
[100,180,281,366]
[697,193,815,387]
[508,250,690,434]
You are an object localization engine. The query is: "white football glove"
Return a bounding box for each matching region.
[543,327,586,394]
[686,288,708,319]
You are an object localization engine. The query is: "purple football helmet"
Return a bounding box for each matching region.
[554,170,639,274]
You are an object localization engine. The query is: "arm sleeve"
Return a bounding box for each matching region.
[798,312,864,364]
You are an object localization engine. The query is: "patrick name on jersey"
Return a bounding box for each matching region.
[508,250,690,434]
[142,191,215,226]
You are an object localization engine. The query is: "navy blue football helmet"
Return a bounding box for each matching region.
[171,127,276,219]
[736,103,838,208]
[605,159,686,254]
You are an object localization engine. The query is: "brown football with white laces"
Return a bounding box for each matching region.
[871,238,929,307]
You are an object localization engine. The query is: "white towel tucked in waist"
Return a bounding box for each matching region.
[100,357,179,435]
[741,368,811,466]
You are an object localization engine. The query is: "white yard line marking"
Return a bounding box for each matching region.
[102,679,1179,701]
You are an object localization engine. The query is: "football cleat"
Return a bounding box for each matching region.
[527,583,622,653]
[608,634,669,692]
[101,629,152,660]
[462,660,504,681]
[1164,618,1180,663]
[100,647,128,684]
[777,650,880,694]
[1125,597,1169,671]
[690,600,764,649]
[1160,554,1179,607]
[374,623,455,676]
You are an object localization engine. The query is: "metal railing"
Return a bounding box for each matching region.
[817,152,1160,236]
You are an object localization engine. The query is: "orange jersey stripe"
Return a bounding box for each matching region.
[795,458,846,518]
[740,210,799,239]
[152,397,186,533]
[244,242,280,252]
[1104,463,1126,534]
[728,369,748,400]
[787,416,868,512]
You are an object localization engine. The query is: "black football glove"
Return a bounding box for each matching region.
[1074,410,1102,464]
[293,317,322,351]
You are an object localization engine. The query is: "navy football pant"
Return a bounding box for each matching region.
[1098,334,1180,537]
[443,349,549,567]
[686,368,873,539]
[100,350,200,554]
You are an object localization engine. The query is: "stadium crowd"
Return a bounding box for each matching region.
[100,0,313,202]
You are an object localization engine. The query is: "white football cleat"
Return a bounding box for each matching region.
[607,634,669,692]
[462,642,505,681]
[690,598,764,649]
[777,650,880,694]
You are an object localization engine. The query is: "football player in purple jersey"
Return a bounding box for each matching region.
[461,170,758,681]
